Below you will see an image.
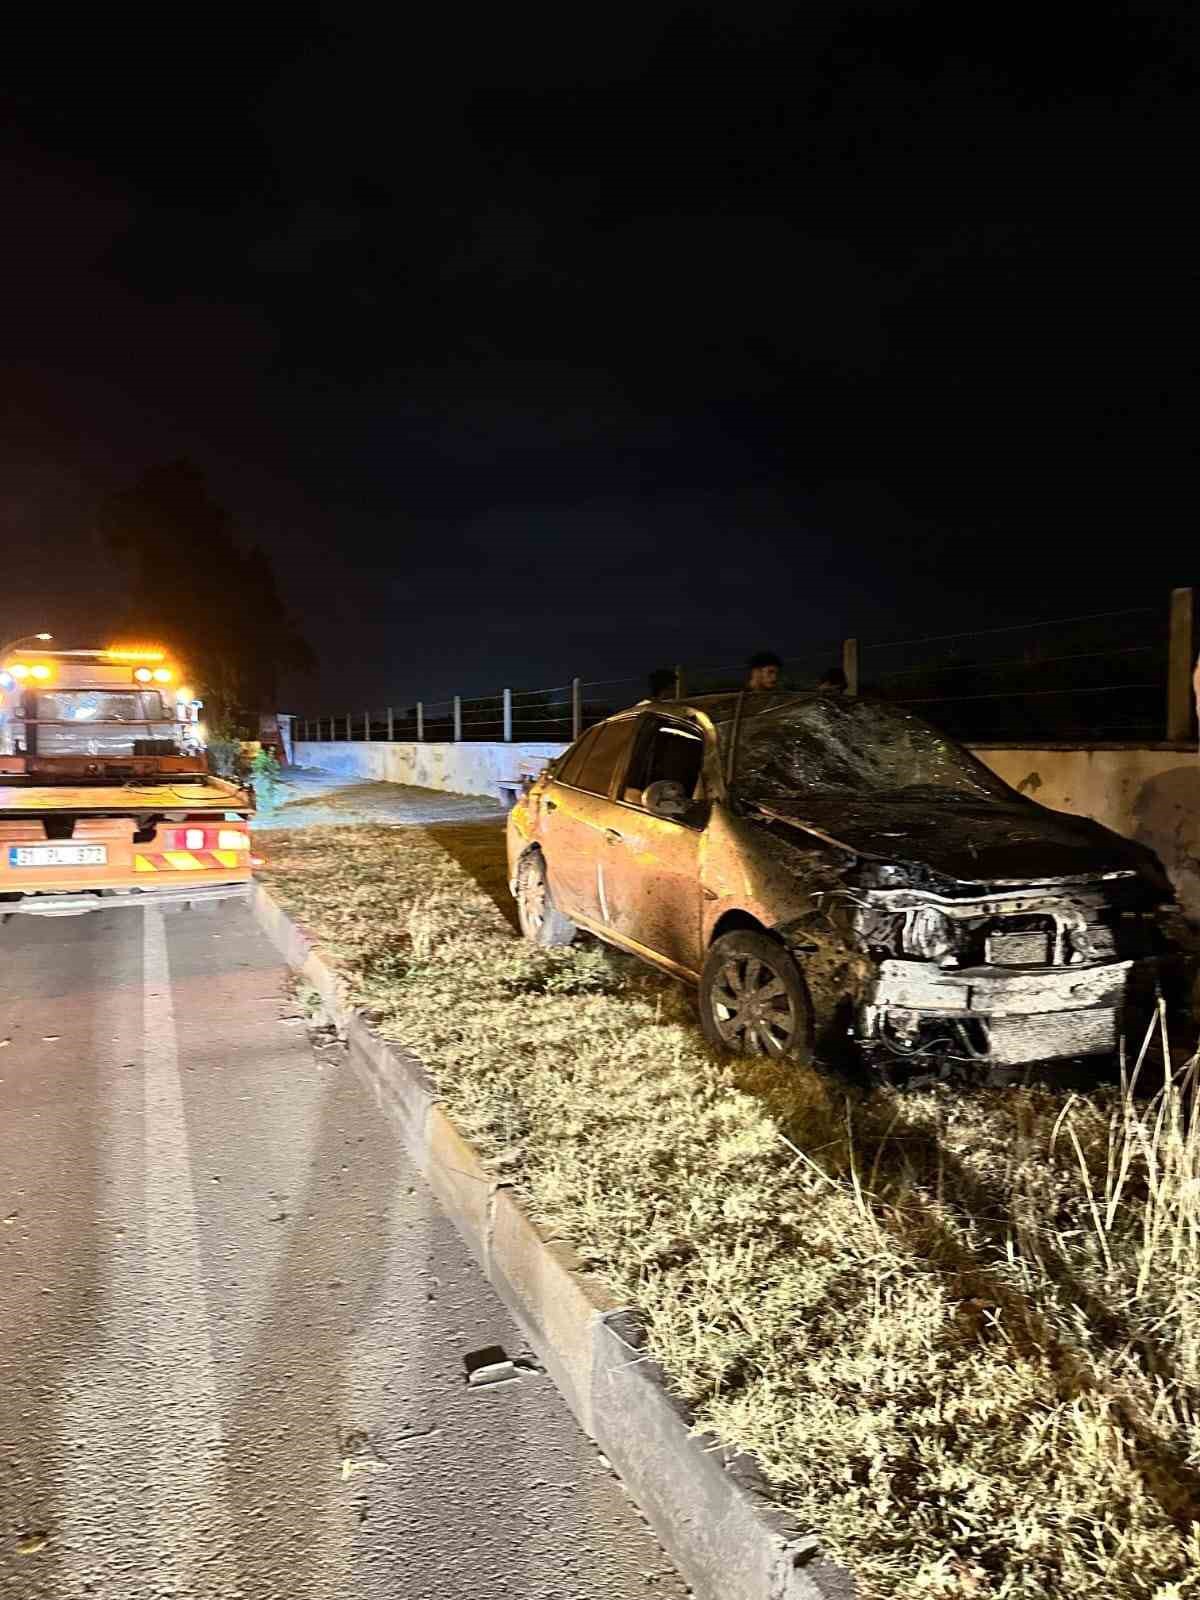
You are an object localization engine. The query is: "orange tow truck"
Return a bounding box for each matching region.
[0,645,254,917]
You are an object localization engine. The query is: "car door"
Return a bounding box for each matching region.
[601,713,708,975]
[540,715,640,926]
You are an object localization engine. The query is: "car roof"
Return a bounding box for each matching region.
[628,690,838,726]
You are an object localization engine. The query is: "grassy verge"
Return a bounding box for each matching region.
[259,823,1200,1600]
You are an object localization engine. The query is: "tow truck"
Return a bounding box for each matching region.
[0,644,254,916]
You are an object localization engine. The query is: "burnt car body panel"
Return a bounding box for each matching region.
[755,792,1168,893]
[507,693,1170,1069]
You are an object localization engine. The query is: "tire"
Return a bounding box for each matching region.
[700,930,815,1062]
[515,851,577,948]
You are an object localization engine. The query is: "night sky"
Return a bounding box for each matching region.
[3,6,1195,707]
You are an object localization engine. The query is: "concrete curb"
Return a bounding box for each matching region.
[250,881,858,1600]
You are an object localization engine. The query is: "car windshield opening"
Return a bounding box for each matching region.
[725,696,1013,803]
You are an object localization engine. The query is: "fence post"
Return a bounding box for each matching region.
[365,709,371,742]
[416,701,424,742]
[1167,586,1194,742]
[571,677,582,740]
[453,695,462,742]
[345,712,352,741]
[387,705,394,741]
[674,663,685,699]
[842,637,860,697]
[503,688,512,742]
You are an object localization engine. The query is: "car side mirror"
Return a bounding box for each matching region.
[643,779,692,818]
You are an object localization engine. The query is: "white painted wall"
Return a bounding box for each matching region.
[295,739,568,799]
[296,738,1200,913]
[973,744,1200,914]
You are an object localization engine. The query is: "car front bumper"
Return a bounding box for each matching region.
[861,956,1137,1065]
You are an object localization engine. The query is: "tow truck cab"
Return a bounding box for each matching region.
[0,646,254,915]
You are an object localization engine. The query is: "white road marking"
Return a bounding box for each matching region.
[56,909,240,1598]
[139,906,239,1594]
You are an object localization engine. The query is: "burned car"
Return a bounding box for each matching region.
[506,693,1172,1076]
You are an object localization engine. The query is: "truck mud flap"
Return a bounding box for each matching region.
[1,883,253,917]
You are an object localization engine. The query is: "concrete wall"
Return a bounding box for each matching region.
[297,738,1200,913]
[295,739,567,800]
[973,744,1200,914]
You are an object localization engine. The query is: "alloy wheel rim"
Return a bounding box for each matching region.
[711,955,797,1056]
[521,864,546,933]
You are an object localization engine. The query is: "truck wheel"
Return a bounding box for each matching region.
[700,931,814,1062]
[516,852,576,948]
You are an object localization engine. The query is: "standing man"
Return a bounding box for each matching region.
[746,651,783,690]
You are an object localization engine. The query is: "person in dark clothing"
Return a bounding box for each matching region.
[647,668,676,700]
[746,651,783,690]
[817,665,847,692]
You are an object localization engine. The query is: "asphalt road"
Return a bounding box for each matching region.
[0,898,686,1599]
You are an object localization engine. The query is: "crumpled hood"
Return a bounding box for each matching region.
[750,792,1171,893]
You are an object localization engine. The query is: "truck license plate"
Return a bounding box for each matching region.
[8,845,108,867]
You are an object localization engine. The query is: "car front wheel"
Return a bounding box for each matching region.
[700,931,814,1061]
[515,851,577,948]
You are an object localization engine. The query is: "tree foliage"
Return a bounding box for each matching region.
[99,460,313,736]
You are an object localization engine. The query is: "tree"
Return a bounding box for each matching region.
[99,460,313,735]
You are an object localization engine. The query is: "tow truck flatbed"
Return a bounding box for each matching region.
[0,777,248,814]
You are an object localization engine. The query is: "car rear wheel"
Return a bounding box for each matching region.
[516,851,577,948]
[700,931,814,1062]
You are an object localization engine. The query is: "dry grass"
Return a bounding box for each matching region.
[259,824,1200,1600]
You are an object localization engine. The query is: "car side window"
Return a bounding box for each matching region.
[622,718,705,805]
[573,718,639,798]
[554,725,600,789]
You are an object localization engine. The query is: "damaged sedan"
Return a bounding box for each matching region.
[507,692,1172,1078]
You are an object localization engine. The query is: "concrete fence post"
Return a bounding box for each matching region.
[387,705,394,740]
[1167,586,1195,742]
[571,677,582,740]
[453,695,462,742]
[843,637,860,697]
[416,702,424,742]
[674,663,685,699]
[365,709,371,742]
[503,688,512,742]
[345,712,351,742]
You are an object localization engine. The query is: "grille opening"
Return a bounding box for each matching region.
[974,913,1056,967]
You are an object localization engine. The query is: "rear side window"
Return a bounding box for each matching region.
[573,718,638,797]
[554,725,601,788]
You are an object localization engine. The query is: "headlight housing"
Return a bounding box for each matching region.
[904,905,957,963]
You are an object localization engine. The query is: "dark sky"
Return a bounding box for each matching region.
[3,5,1195,707]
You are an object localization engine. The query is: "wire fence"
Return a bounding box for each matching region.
[297,591,1193,749]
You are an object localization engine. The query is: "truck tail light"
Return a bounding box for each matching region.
[185,828,205,850]
[218,830,249,851]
